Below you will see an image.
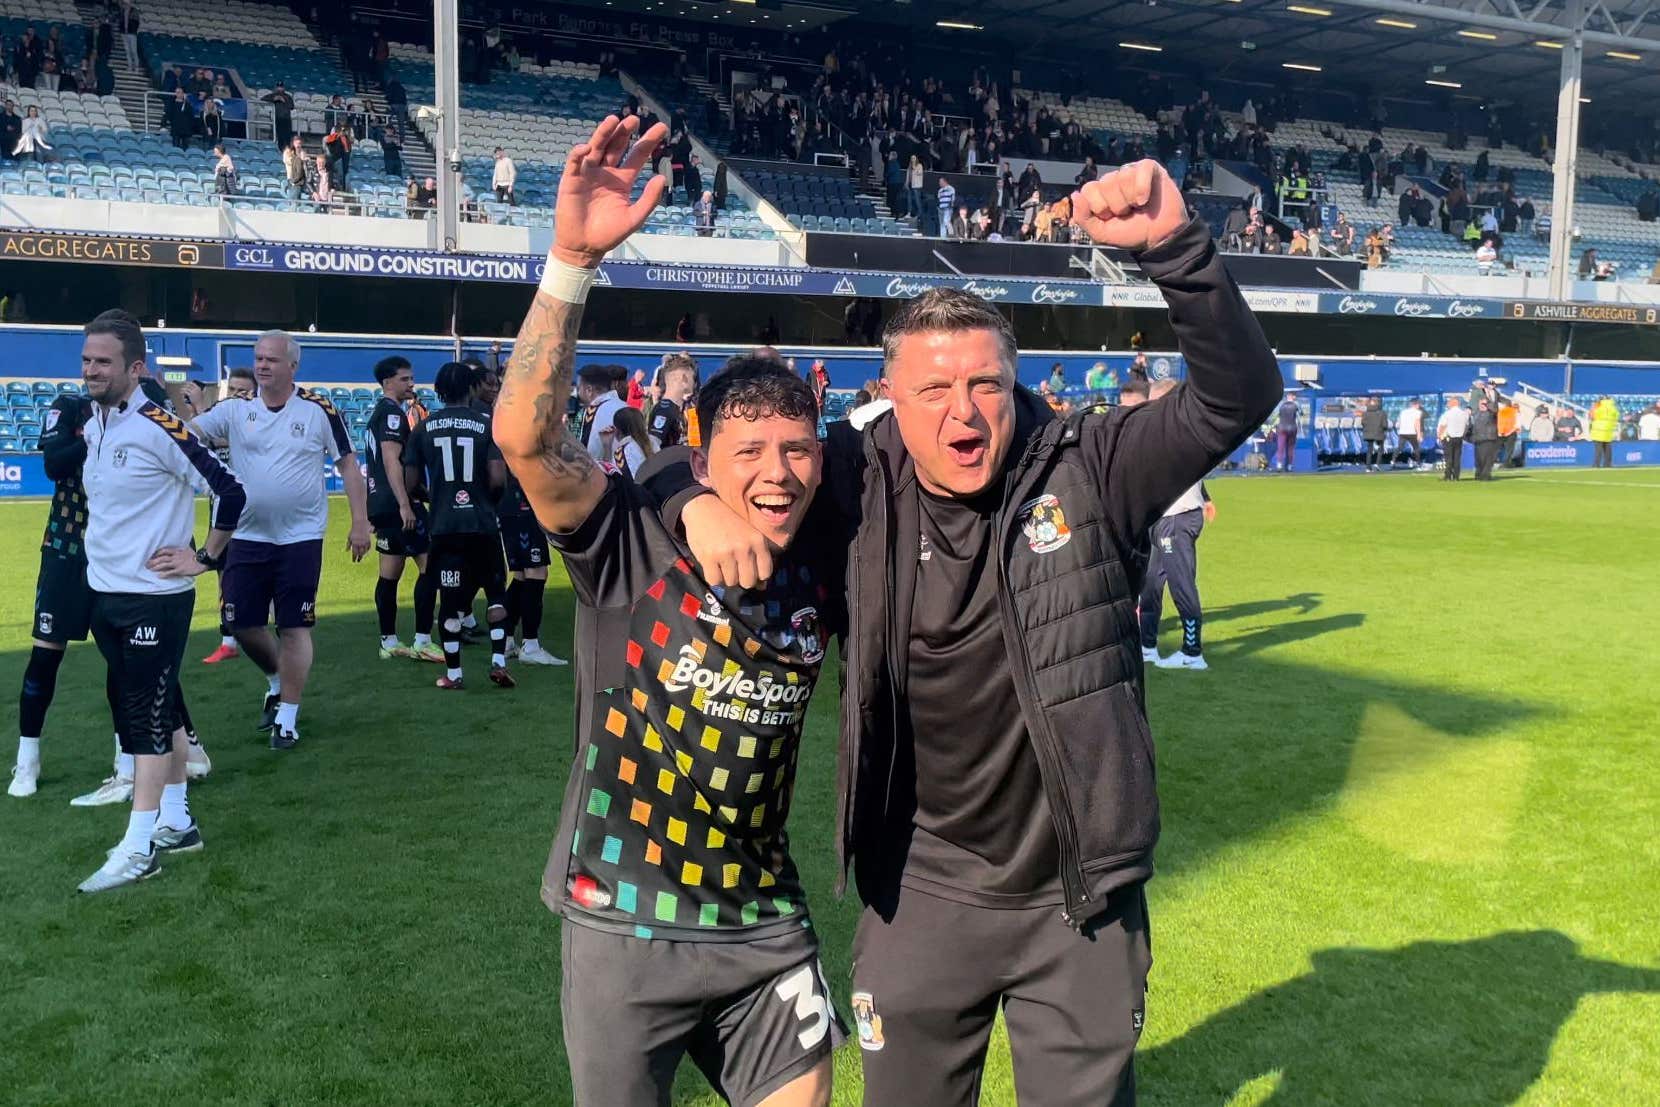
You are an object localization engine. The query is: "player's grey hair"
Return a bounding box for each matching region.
[256,329,301,368]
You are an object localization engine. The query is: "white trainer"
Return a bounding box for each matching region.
[1155,652,1209,671]
[77,844,160,893]
[8,762,39,798]
[185,738,211,781]
[69,774,134,807]
[504,637,519,659]
[1141,647,1161,665]
[517,644,568,667]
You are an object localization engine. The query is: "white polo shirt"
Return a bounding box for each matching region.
[192,387,352,545]
[1640,411,1660,440]
[1438,405,1472,438]
[1163,481,1206,517]
[84,398,244,594]
[1396,406,1424,437]
[584,393,628,461]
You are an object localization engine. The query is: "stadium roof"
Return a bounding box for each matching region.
[577,0,1660,116]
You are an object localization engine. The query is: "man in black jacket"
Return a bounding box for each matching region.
[664,160,1284,1105]
[1360,397,1390,471]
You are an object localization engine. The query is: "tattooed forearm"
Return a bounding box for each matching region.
[494,290,607,531]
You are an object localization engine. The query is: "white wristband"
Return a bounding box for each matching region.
[539,258,597,304]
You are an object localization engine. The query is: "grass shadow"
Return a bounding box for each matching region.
[1140,931,1660,1105]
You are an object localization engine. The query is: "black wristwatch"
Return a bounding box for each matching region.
[196,547,225,571]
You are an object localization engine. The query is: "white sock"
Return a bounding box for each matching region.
[447,667,463,681]
[160,781,190,828]
[220,636,237,649]
[266,673,282,697]
[413,632,432,648]
[522,638,540,653]
[116,752,135,779]
[17,735,40,767]
[275,702,299,733]
[119,808,158,856]
[380,634,399,650]
[462,614,478,630]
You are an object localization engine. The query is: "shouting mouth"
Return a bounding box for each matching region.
[946,434,986,467]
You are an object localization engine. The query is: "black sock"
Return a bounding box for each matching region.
[520,578,546,641]
[174,685,195,737]
[375,576,399,638]
[502,578,523,639]
[18,645,66,738]
[413,571,437,637]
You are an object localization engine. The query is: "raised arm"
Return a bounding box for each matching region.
[1070,160,1284,544]
[494,115,667,534]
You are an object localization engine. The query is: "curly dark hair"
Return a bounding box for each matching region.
[434,361,474,404]
[695,354,819,442]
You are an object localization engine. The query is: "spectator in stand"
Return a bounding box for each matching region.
[1289,227,1310,256]
[12,105,49,162]
[419,176,436,211]
[263,82,295,151]
[381,125,402,176]
[405,176,422,219]
[200,97,223,150]
[1527,404,1554,444]
[309,153,332,206]
[14,27,41,89]
[1360,397,1389,471]
[1638,402,1660,440]
[936,177,956,237]
[324,123,352,191]
[1241,210,1264,253]
[1519,197,1536,235]
[492,147,516,204]
[694,190,714,237]
[212,144,237,196]
[0,101,21,162]
[95,10,114,65]
[906,154,923,218]
[371,30,389,85]
[1475,238,1498,276]
[1330,212,1355,255]
[211,72,231,100]
[384,74,407,120]
[189,68,212,99]
[120,2,140,71]
[1262,223,1283,255]
[684,154,703,206]
[281,135,307,200]
[1553,406,1584,442]
[1588,396,1620,467]
[948,204,971,239]
[165,88,193,152]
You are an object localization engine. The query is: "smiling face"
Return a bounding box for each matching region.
[885,328,1016,498]
[82,332,140,407]
[693,411,821,551]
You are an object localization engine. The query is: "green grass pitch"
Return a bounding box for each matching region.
[2,468,1657,1106]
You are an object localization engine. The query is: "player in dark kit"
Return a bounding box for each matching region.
[494,115,845,1107]
[496,467,566,666]
[364,356,441,662]
[403,362,515,690]
[648,352,697,449]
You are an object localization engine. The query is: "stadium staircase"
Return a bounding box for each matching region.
[70,0,151,129]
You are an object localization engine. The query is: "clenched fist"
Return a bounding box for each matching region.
[1070,160,1189,253]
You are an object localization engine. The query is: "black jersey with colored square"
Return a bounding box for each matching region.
[405,405,501,536]
[38,393,92,561]
[364,396,413,522]
[648,398,686,449]
[546,475,842,942]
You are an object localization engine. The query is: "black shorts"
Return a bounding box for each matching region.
[372,505,432,559]
[222,538,323,631]
[33,552,93,645]
[90,590,194,756]
[561,920,846,1107]
[499,513,549,572]
[851,883,1150,1107]
[431,532,507,608]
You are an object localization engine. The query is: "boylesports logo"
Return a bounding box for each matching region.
[1019,494,1072,553]
[661,645,812,707]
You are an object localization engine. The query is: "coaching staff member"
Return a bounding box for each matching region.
[661,160,1283,1104]
[183,331,371,749]
[76,311,244,892]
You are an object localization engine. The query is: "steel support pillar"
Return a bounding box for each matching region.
[1547,0,1585,302]
[433,0,462,252]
